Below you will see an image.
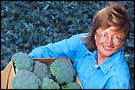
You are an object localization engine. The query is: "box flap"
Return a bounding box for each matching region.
[7,61,15,89]
[1,61,14,89]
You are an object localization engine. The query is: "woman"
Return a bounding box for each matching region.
[29,2,130,89]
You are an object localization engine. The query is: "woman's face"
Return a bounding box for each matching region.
[95,26,125,58]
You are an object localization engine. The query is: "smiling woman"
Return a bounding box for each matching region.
[28,2,131,89]
[95,26,126,64]
[83,2,130,51]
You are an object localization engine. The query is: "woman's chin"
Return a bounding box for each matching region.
[103,53,113,57]
[101,50,115,57]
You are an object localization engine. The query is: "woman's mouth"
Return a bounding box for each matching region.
[103,46,113,51]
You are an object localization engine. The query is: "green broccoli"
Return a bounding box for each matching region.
[32,61,51,80]
[11,52,33,71]
[11,52,79,89]
[41,77,60,89]
[62,82,81,89]
[11,70,42,89]
[50,59,76,84]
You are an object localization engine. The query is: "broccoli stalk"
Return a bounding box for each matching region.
[62,82,81,89]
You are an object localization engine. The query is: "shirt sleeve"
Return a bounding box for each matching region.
[28,33,85,61]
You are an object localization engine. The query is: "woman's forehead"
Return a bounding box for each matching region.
[97,26,125,33]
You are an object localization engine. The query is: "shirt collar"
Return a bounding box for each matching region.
[99,49,123,74]
[91,49,123,74]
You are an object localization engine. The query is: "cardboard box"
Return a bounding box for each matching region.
[1,58,81,89]
[1,60,15,89]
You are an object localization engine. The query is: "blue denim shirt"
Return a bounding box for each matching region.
[29,33,130,89]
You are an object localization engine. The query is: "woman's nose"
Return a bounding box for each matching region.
[106,37,114,46]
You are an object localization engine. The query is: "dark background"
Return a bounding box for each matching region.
[1,1,134,89]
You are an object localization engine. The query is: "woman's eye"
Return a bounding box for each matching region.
[101,33,107,37]
[114,35,120,39]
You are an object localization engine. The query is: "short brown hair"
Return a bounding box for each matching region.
[81,2,130,51]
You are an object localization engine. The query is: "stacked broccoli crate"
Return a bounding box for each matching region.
[11,52,81,89]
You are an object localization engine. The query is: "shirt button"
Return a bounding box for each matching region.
[120,84,123,87]
[87,53,90,56]
[75,59,78,61]
[94,64,99,69]
[82,80,85,83]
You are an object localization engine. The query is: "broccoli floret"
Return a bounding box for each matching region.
[42,77,60,89]
[11,52,33,71]
[11,70,42,89]
[50,59,76,84]
[62,82,81,89]
[32,61,51,80]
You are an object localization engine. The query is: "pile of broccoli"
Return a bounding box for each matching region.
[11,52,81,89]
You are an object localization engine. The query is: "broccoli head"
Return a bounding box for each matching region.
[32,61,51,80]
[11,70,42,89]
[50,59,76,84]
[42,77,60,89]
[11,52,33,71]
